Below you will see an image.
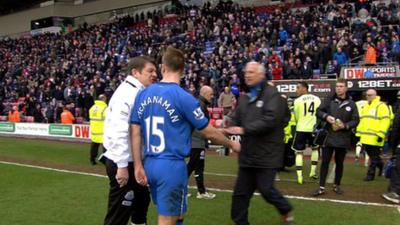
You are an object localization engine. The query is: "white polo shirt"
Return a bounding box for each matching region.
[103,75,144,168]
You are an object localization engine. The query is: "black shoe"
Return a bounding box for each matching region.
[312,188,326,197]
[333,186,343,195]
[363,177,374,182]
[91,161,97,165]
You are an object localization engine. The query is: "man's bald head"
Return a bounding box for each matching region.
[366,89,377,103]
[199,85,214,103]
[98,94,107,102]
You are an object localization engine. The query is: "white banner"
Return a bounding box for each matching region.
[0,122,90,140]
[15,123,49,136]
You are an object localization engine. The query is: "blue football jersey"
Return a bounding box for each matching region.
[130,82,209,159]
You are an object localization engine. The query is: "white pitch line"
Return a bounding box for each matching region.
[204,172,309,183]
[1,160,400,210]
[0,161,107,178]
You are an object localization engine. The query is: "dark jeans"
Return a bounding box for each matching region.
[187,148,206,194]
[319,147,347,187]
[103,158,150,225]
[90,142,104,163]
[389,148,400,194]
[365,145,383,179]
[231,167,292,225]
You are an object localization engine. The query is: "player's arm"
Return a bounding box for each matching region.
[129,92,147,186]
[183,93,240,152]
[130,124,147,185]
[200,124,240,152]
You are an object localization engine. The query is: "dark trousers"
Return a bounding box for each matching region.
[187,148,206,193]
[389,148,400,194]
[319,147,347,187]
[365,145,383,179]
[104,158,150,225]
[90,142,104,163]
[231,167,292,225]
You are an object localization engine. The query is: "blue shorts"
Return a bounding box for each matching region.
[144,158,188,216]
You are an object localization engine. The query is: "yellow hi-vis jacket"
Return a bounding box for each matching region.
[89,100,107,143]
[357,96,390,147]
[389,105,394,127]
[355,100,367,137]
[284,110,296,143]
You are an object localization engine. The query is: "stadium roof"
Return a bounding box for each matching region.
[0,0,45,16]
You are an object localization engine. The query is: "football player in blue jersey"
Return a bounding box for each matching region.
[130,47,240,225]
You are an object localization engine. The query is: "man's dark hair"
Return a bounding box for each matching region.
[297,81,308,90]
[336,78,347,87]
[126,56,155,75]
[162,47,185,73]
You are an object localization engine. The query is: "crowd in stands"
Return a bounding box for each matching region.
[0,0,399,123]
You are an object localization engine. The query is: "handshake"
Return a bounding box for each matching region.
[326,115,345,131]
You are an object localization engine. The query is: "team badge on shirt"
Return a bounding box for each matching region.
[193,107,205,120]
[256,100,264,108]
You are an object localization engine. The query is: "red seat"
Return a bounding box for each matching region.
[25,116,34,123]
[75,108,82,117]
[211,107,223,119]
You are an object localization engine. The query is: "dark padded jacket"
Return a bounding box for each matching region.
[232,83,290,168]
[317,94,359,149]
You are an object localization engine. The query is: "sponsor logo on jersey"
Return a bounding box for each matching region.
[193,107,205,120]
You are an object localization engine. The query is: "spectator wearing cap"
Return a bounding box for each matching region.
[8,106,20,123]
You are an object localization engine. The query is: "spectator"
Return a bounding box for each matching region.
[300,60,313,79]
[218,87,235,115]
[61,105,75,124]
[8,105,20,123]
[325,60,339,77]
[365,43,377,65]
[333,47,348,66]
[279,27,289,46]
[271,62,283,80]
[33,104,45,123]
[390,35,400,63]
[0,0,399,120]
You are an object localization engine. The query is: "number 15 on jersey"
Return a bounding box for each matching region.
[144,116,166,153]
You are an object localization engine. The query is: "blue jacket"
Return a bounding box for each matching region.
[279,30,288,41]
[333,52,348,65]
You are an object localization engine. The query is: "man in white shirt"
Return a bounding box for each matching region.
[102,56,157,225]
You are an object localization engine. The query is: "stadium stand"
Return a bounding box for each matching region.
[0,0,399,123]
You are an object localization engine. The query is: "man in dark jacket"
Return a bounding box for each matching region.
[225,62,293,225]
[313,79,359,196]
[382,106,400,204]
[187,85,216,199]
